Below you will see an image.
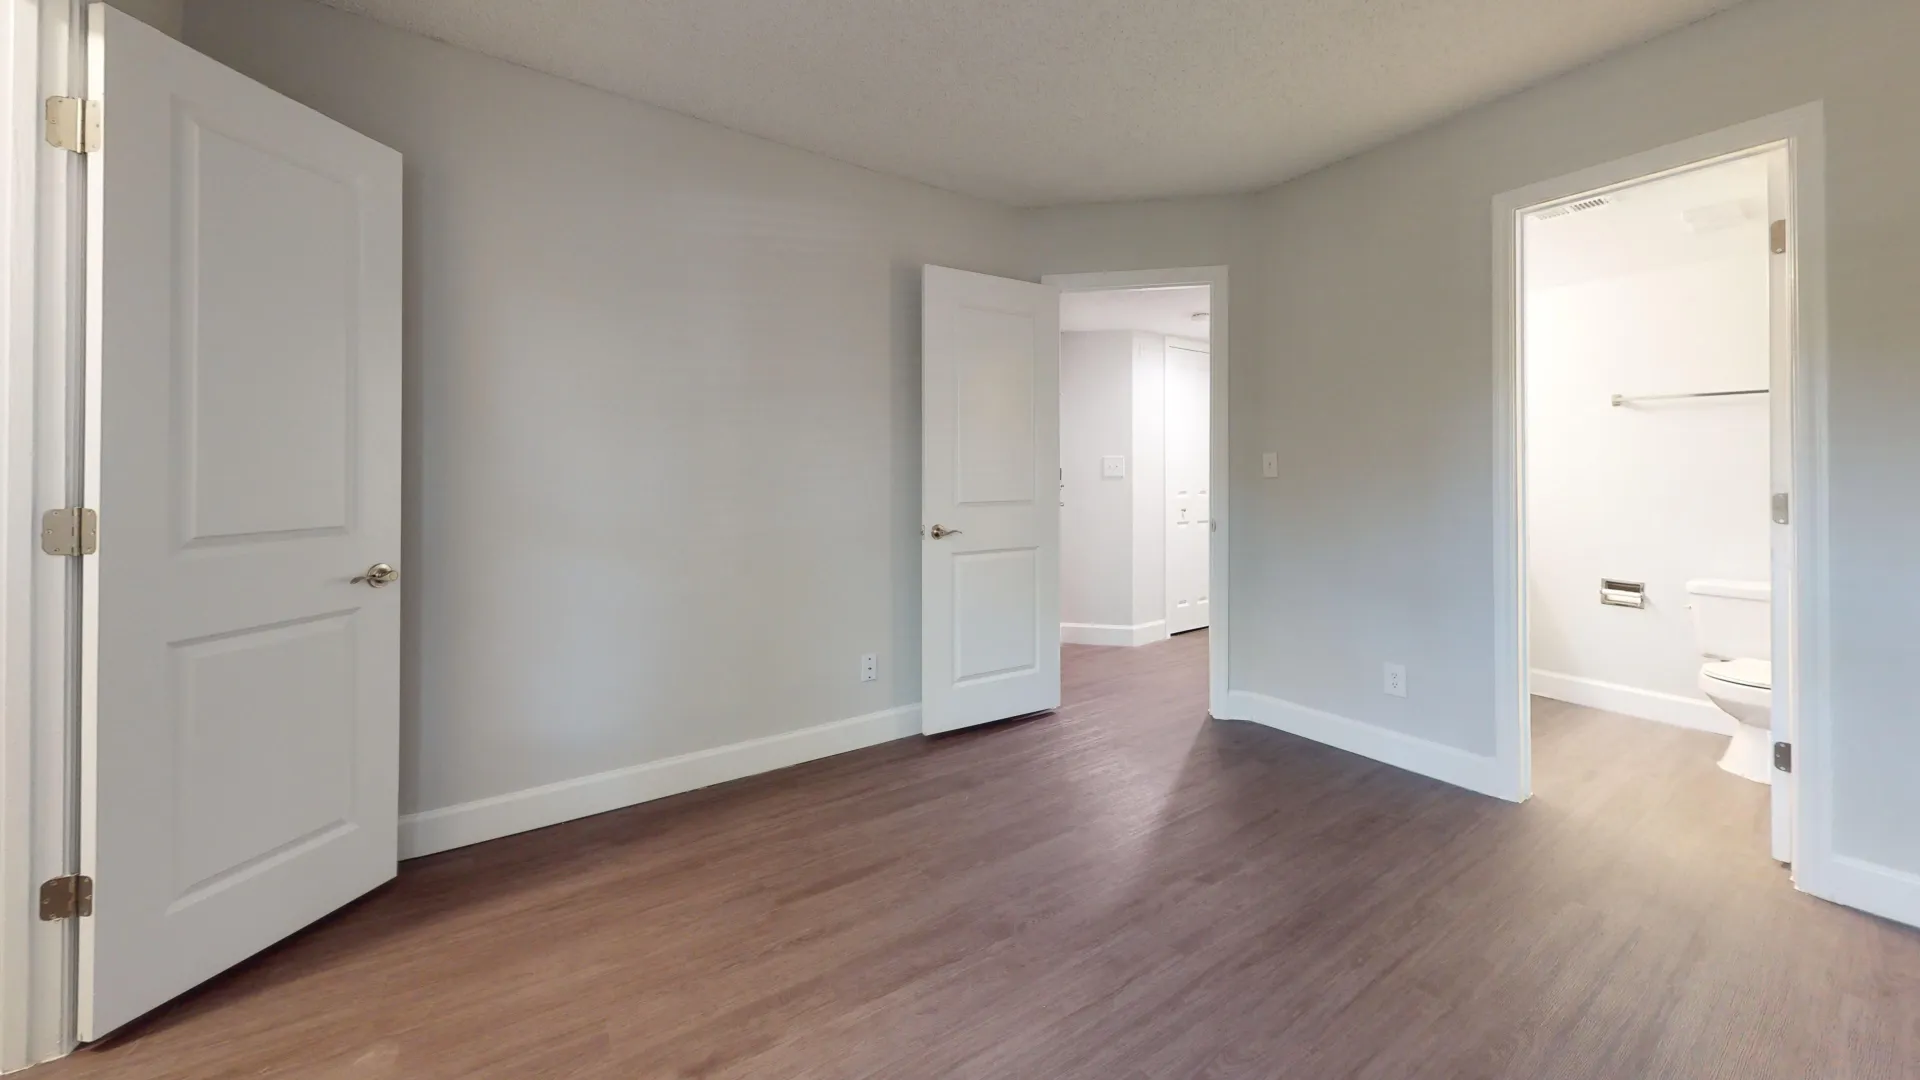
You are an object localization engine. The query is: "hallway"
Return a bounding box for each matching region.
[38,631,1919,1078]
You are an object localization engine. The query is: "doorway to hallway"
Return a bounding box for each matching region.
[1057,284,1213,647]
[918,265,1228,738]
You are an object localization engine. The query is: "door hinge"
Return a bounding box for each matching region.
[1770,219,1788,255]
[45,97,102,154]
[1771,492,1790,525]
[1773,741,1793,773]
[38,875,93,920]
[41,508,98,556]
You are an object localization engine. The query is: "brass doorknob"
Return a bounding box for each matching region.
[929,525,962,539]
[351,563,399,588]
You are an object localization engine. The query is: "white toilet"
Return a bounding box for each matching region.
[1687,579,1772,783]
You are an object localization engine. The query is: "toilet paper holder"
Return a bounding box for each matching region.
[1600,579,1647,609]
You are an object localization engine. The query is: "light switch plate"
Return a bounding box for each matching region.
[1102,455,1127,479]
[1261,452,1279,478]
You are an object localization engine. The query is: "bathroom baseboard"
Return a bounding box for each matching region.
[1529,670,1736,736]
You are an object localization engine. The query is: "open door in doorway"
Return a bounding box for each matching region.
[79,5,402,1038]
[920,266,1060,735]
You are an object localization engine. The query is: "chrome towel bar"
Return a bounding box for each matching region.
[1610,389,1768,407]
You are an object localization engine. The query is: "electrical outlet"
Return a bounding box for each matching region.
[1102,455,1127,479]
[860,653,878,683]
[1261,452,1279,478]
[1384,663,1407,698]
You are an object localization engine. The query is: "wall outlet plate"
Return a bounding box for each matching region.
[1261,452,1279,478]
[1384,663,1407,698]
[860,653,878,683]
[1102,455,1127,479]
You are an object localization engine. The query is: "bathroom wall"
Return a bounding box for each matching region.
[1525,156,1772,732]
[1059,330,1172,646]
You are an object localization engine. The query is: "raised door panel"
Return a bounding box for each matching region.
[182,120,356,543]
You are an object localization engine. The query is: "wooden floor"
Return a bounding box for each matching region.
[43,631,1920,1078]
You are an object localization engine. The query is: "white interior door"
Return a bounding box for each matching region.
[1165,342,1210,635]
[80,5,403,1038]
[1765,148,1794,866]
[921,266,1059,735]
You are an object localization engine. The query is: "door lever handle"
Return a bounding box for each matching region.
[929,525,962,539]
[351,563,399,588]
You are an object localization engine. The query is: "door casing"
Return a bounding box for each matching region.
[1,0,90,1070]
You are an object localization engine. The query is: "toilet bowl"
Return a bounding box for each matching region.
[1687,579,1773,785]
[1700,657,1771,783]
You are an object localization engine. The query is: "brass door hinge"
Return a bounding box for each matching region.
[45,97,102,154]
[39,875,93,920]
[41,508,98,556]
[1770,219,1788,255]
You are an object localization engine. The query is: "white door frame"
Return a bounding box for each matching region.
[2,0,87,1071]
[1043,267,1228,717]
[1492,106,1832,866]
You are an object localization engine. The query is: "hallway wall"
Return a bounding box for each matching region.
[1060,331,1139,634]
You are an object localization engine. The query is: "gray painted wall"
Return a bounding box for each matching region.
[185,0,1026,818]
[1060,331,1138,630]
[187,0,1920,893]
[1058,329,1172,635]
[1243,0,1920,876]
[107,0,183,38]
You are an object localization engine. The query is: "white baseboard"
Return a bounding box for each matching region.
[1529,669,1735,736]
[1219,690,1515,801]
[399,704,922,860]
[1805,855,1920,932]
[1061,620,1167,647]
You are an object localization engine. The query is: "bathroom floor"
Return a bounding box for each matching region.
[1530,693,1774,828]
[31,637,1918,1079]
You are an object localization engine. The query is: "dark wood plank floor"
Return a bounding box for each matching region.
[41,631,1920,1078]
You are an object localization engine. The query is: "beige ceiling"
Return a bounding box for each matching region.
[314,0,1747,206]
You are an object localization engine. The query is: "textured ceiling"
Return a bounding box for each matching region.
[1061,286,1211,342]
[314,0,1747,206]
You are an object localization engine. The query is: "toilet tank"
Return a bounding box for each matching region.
[1687,579,1771,661]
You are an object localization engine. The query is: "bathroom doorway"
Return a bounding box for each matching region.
[1046,268,1227,714]
[1493,108,1830,874]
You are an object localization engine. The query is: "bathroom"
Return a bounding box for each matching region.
[1524,152,1782,820]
